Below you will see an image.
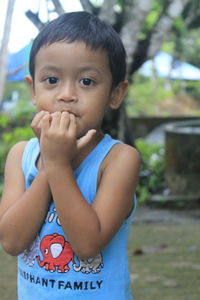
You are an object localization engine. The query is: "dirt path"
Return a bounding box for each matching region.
[134,206,200,225]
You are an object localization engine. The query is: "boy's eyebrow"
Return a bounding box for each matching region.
[39,65,60,72]
[78,66,102,75]
[39,65,102,75]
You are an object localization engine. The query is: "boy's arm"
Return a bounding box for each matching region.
[46,144,139,259]
[40,112,140,259]
[0,141,51,256]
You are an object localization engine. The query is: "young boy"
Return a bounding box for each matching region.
[0,11,140,300]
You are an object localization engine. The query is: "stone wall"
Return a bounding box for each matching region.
[130,116,200,139]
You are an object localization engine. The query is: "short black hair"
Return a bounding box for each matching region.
[29,11,126,86]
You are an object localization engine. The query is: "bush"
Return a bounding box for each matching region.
[126,75,174,117]
[0,100,35,188]
[126,74,200,117]
[0,126,34,181]
[136,139,165,204]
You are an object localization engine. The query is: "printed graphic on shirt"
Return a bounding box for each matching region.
[73,253,104,274]
[45,206,61,226]
[22,233,104,275]
[21,235,40,267]
[19,267,104,291]
[37,233,74,273]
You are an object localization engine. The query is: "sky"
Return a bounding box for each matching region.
[0,0,82,53]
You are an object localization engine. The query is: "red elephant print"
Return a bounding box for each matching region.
[37,233,74,273]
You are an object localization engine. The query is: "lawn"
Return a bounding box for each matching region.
[0,247,17,300]
[129,208,200,300]
[0,207,200,300]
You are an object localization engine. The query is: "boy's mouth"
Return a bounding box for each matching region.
[60,109,78,117]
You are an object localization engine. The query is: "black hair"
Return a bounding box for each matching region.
[29,11,126,86]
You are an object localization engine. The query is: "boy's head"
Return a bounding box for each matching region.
[29,11,126,87]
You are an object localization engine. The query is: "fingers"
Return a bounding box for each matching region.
[59,111,70,131]
[48,112,76,138]
[31,110,50,138]
[31,111,48,127]
[77,129,97,149]
[68,113,77,136]
[58,112,76,135]
[34,111,77,140]
[40,113,51,132]
[50,111,62,128]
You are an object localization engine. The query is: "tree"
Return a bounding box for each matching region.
[0,0,16,102]
[166,0,200,68]
[25,0,199,144]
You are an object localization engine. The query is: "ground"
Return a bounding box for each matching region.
[129,206,200,300]
[0,206,200,300]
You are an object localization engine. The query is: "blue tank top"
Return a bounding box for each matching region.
[18,134,135,300]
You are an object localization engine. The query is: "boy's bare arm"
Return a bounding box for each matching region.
[40,112,140,259]
[0,142,51,255]
[47,144,139,259]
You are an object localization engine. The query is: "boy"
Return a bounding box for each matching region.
[0,11,140,300]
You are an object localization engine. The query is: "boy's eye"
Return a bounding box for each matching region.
[45,77,58,85]
[80,78,94,86]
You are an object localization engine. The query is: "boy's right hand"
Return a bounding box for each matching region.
[31,111,50,139]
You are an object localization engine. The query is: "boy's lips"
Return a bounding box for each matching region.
[60,109,78,117]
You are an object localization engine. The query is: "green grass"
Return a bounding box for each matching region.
[129,222,200,300]
[0,247,17,300]
[0,211,200,300]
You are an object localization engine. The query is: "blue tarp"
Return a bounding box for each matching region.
[7,42,32,81]
[139,51,200,80]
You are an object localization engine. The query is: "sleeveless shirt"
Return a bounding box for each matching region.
[18,134,135,300]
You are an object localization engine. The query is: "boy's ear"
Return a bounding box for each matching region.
[25,75,36,105]
[109,80,129,110]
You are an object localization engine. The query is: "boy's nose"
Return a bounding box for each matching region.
[57,82,78,102]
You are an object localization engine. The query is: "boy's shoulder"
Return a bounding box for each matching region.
[111,142,140,163]
[7,141,29,162]
[101,141,140,174]
[108,136,140,157]
[4,141,29,174]
[11,138,39,155]
[9,141,28,154]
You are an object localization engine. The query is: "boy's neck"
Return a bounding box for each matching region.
[72,130,104,170]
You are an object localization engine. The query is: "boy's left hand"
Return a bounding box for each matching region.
[40,111,95,167]
[31,110,50,139]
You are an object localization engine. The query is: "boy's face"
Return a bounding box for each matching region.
[26,41,128,138]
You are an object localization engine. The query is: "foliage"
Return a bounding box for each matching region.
[126,75,175,117]
[0,100,35,185]
[0,125,34,181]
[126,72,200,117]
[3,81,30,103]
[184,80,200,101]
[135,139,165,204]
[0,114,10,128]
[2,80,35,123]
[177,30,200,69]
[162,28,200,69]
[8,99,35,121]
[140,1,163,39]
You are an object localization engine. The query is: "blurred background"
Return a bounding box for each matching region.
[0,1,200,299]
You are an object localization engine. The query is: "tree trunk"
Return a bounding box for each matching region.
[0,0,16,103]
[147,0,190,57]
[120,0,154,74]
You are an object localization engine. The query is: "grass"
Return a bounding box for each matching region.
[129,220,200,300]
[0,247,17,300]
[0,208,200,300]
